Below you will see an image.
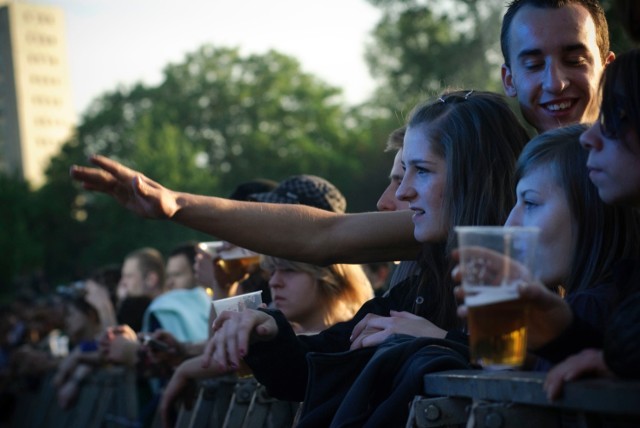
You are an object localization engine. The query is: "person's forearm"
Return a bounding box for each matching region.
[171,193,420,265]
[76,351,104,366]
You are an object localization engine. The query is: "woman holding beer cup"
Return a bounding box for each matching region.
[455,49,640,399]
[540,49,640,397]
[482,124,638,371]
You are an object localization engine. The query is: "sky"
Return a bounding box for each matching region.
[33,0,381,118]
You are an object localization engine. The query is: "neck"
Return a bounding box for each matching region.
[291,312,330,335]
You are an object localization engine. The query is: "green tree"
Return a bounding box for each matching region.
[29,46,389,285]
[364,0,505,112]
[0,174,44,298]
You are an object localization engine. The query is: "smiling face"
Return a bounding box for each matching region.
[505,165,575,286]
[377,149,410,212]
[396,124,448,243]
[580,119,640,206]
[502,4,612,133]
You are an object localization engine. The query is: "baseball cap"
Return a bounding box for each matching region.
[249,175,346,213]
[228,179,278,201]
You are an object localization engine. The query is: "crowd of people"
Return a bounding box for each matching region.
[3,0,639,427]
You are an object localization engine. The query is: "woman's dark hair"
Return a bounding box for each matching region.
[516,124,640,295]
[599,49,640,144]
[407,90,530,329]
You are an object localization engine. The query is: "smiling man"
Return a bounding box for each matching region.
[500,0,615,133]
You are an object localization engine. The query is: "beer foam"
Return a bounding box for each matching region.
[465,287,519,307]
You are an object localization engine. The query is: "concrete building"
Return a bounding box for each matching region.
[0,0,75,188]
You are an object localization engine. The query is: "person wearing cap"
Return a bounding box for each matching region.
[248,174,347,214]
[156,174,373,426]
[196,175,348,306]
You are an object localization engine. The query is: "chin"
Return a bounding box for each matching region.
[413,230,429,243]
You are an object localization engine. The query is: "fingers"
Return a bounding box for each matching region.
[544,357,574,401]
[201,336,216,369]
[70,165,117,192]
[456,305,468,319]
[203,310,258,371]
[349,315,370,342]
[350,314,389,349]
[543,349,607,401]
[89,154,136,181]
[453,285,465,301]
[350,329,384,350]
[451,265,462,282]
[389,310,420,320]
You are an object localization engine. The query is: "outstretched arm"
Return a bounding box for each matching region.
[71,155,420,264]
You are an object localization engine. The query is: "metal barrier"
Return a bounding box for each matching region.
[11,367,139,428]
[173,376,299,428]
[407,370,640,428]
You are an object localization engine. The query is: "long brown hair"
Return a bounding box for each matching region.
[407,90,530,329]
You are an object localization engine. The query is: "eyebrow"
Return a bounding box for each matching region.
[517,43,590,60]
[519,188,541,198]
[405,158,439,167]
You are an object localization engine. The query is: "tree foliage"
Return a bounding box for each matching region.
[364,0,635,114]
[4,0,635,291]
[5,46,389,288]
[364,0,505,112]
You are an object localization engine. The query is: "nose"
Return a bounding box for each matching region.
[543,62,569,93]
[396,174,415,202]
[268,271,283,289]
[376,185,397,211]
[504,206,522,227]
[579,122,603,151]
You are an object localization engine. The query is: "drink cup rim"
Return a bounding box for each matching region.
[454,226,540,235]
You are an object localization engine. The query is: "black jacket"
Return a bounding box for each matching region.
[244,278,471,427]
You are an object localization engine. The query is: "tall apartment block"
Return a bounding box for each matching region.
[0,0,75,188]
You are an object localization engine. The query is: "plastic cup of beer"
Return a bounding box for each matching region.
[455,226,539,370]
[198,241,261,275]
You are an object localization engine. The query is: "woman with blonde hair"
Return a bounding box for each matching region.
[262,256,372,334]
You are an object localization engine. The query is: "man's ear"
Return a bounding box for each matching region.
[604,50,615,66]
[501,64,517,97]
[145,271,161,290]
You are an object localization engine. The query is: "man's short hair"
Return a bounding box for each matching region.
[126,247,165,285]
[168,241,198,270]
[385,126,406,152]
[501,0,611,66]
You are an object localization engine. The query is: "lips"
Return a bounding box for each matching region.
[409,207,424,221]
[587,164,605,182]
[272,295,286,304]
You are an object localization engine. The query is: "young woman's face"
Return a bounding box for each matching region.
[268,268,320,325]
[505,165,575,286]
[396,125,448,243]
[580,118,640,206]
